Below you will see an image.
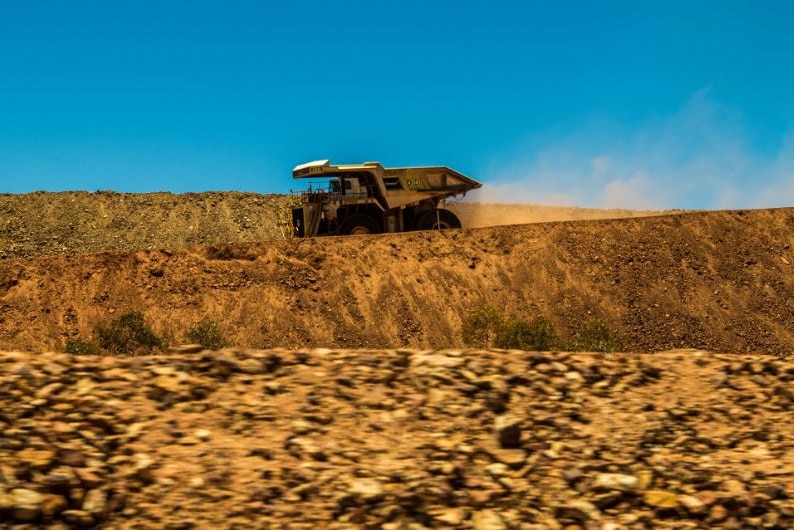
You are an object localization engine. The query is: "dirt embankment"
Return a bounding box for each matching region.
[2,348,794,529]
[1,208,793,355]
[0,191,661,259]
[0,191,295,259]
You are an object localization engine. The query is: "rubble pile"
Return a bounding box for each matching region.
[1,348,793,529]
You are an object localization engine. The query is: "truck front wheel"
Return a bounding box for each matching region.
[339,214,381,235]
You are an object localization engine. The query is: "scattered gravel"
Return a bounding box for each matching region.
[1,347,793,528]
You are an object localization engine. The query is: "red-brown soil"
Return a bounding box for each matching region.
[2,192,794,529]
[1,202,793,355]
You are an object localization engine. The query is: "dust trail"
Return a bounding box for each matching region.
[446,196,662,229]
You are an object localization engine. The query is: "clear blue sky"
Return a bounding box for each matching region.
[2,1,793,209]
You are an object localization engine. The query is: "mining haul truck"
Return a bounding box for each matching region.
[291,160,482,237]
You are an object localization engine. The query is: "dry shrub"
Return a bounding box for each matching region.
[461,305,502,348]
[462,305,560,350]
[186,319,230,350]
[568,317,623,353]
[496,316,559,351]
[96,311,166,355]
[463,305,621,352]
[64,337,101,356]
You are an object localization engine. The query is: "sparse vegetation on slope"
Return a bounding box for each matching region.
[96,311,166,355]
[64,336,101,356]
[462,306,623,352]
[186,319,229,350]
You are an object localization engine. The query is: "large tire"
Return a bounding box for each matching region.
[339,214,381,235]
[418,209,462,231]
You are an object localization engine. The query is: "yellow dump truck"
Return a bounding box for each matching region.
[291,160,482,237]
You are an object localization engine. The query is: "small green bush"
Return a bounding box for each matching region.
[64,337,101,356]
[462,305,622,352]
[461,305,502,348]
[186,319,229,350]
[568,317,623,353]
[462,305,560,351]
[96,311,165,355]
[496,316,559,351]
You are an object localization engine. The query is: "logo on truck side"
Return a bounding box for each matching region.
[406,178,422,189]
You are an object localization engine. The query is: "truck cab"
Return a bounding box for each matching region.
[330,177,368,198]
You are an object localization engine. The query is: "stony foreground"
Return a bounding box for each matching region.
[1,348,793,529]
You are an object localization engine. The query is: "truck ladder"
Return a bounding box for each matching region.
[305,204,323,237]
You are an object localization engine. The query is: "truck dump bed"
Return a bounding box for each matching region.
[379,166,481,209]
[292,160,481,209]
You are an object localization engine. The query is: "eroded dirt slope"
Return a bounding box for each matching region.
[1,208,793,355]
[2,348,793,529]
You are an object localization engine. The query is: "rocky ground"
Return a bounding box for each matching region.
[0,191,660,259]
[0,192,294,259]
[2,347,793,529]
[2,192,794,529]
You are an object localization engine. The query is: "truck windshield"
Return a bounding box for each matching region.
[330,179,353,193]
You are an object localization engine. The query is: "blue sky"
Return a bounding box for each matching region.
[1,1,793,209]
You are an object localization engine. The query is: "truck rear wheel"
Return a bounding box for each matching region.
[418,209,462,231]
[339,214,381,235]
